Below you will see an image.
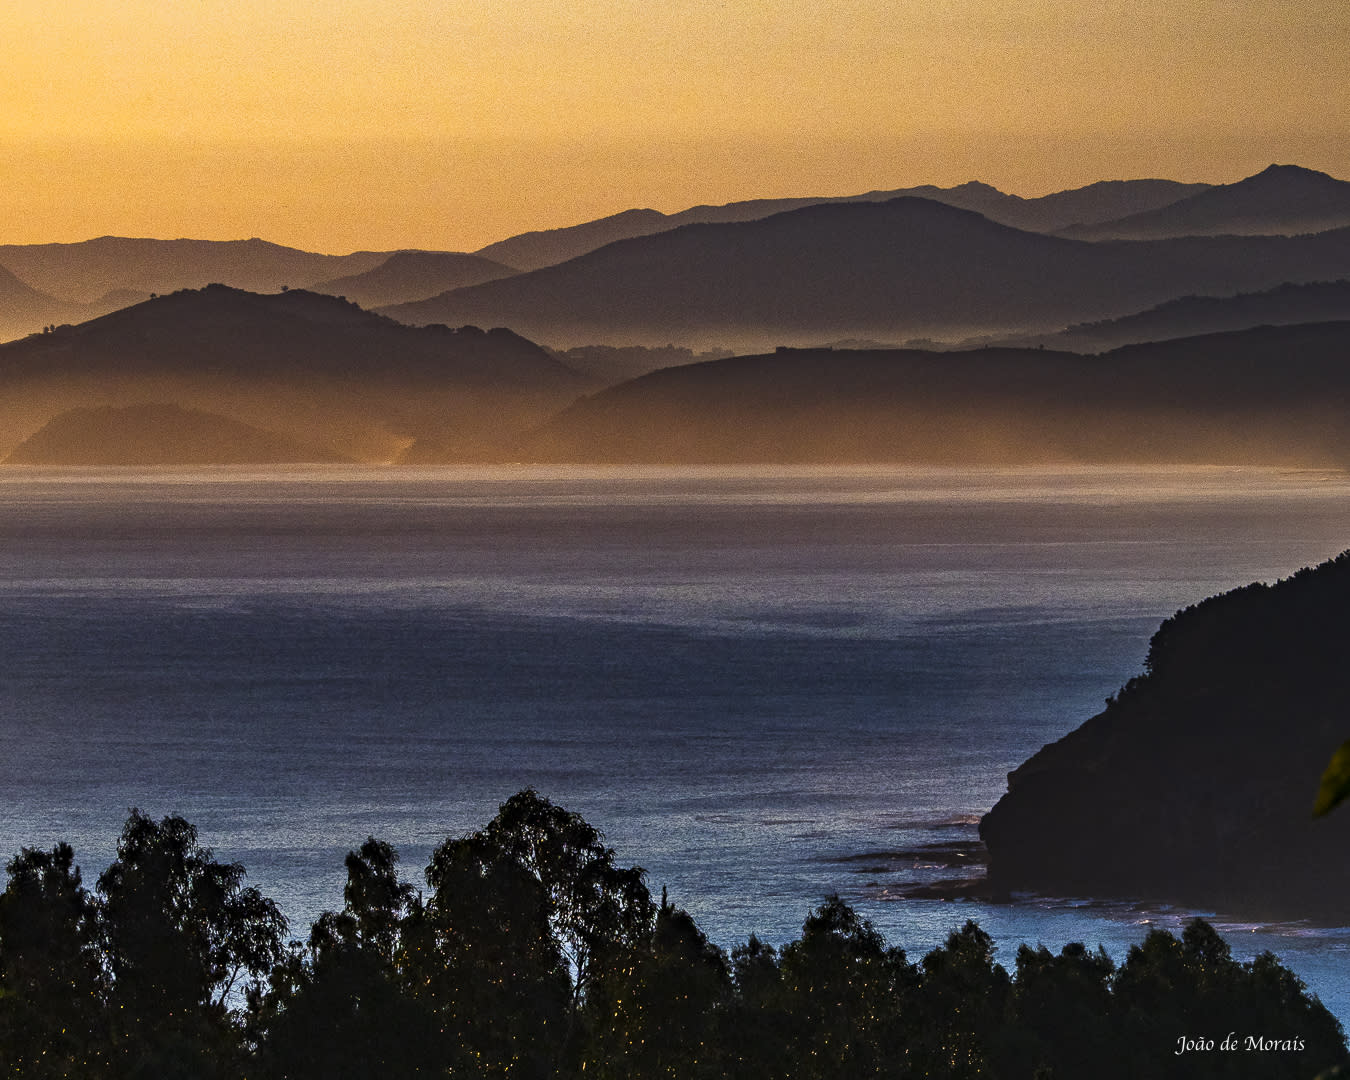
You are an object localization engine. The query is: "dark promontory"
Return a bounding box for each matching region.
[981,551,1350,924]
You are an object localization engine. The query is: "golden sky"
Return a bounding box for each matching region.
[2,0,1347,253]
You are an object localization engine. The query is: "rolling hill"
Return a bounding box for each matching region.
[1012,279,1350,352]
[307,251,519,309]
[517,322,1350,464]
[474,178,1209,271]
[0,262,86,343]
[0,237,398,305]
[5,403,348,465]
[0,286,589,463]
[385,198,1350,349]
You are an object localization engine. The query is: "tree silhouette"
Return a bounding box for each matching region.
[421,831,570,1076]
[97,810,285,1077]
[0,843,108,1077]
[248,837,441,1079]
[578,888,731,1078]
[4,799,1348,1078]
[776,894,916,1079]
[475,789,656,1019]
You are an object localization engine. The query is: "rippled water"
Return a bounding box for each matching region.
[1,464,1347,1019]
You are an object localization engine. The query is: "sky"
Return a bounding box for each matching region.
[2,0,1348,253]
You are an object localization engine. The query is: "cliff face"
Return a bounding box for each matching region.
[980,552,1350,924]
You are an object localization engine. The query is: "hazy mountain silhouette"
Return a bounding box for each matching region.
[0,285,588,463]
[474,208,673,272]
[547,344,736,385]
[5,403,348,465]
[91,287,155,310]
[0,237,399,305]
[981,550,1350,923]
[994,178,1211,232]
[386,198,1350,349]
[1064,164,1350,240]
[994,279,1350,352]
[0,262,87,341]
[474,180,1208,271]
[308,251,519,309]
[520,322,1350,464]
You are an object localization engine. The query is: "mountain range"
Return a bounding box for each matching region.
[0,236,400,304]
[473,178,1212,271]
[6,285,1350,467]
[6,161,1350,464]
[3,164,1346,350]
[384,197,1350,349]
[469,164,1350,273]
[0,238,516,343]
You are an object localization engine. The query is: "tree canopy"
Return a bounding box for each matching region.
[1,795,1345,1079]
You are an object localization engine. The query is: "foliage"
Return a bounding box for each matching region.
[0,843,107,1077]
[2,795,1347,1079]
[96,810,287,1077]
[1315,739,1350,817]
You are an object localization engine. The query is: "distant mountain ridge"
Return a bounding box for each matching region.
[0,240,513,342]
[307,251,518,309]
[6,286,1350,467]
[385,197,1350,349]
[475,178,1211,271]
[1063,164,1350,240]
[5,162,1345,353]
[0,237,402,305]
[0,262,86,342]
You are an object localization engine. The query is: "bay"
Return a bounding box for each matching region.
[1,464,1347,1021]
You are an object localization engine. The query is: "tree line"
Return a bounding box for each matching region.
[1,790,1345,1078]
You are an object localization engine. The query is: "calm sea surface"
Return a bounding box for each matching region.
[1,465,1348,1020]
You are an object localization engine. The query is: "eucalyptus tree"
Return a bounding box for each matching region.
[0,843,108,1077]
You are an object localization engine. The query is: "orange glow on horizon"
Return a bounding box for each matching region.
[1,0,1347,253]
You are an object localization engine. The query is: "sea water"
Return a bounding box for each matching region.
[0,464,1347,1021]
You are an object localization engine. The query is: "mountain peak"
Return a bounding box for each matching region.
[1247,163,1339,186]
[949,180,1006,195]
[1062,163,1350,239]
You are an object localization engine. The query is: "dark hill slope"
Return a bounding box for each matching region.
[475,179,1207,271]
[0,286,588,462]
[474,208,671,272]
[1065,164,1350,240]
[388,199,1350,349]
[5,403,347,465]
[980,551,1350,924]
[1003,178,1210,232]
[0,262,85,342]
[0,237,394,304]
[308,251,518,308]
[520,321,1350,464]
[1038,280,1350,351]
